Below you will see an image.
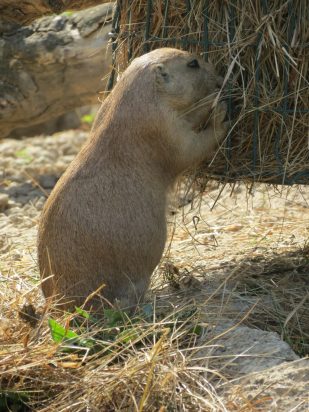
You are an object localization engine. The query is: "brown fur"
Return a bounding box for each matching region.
[37,48,228,311]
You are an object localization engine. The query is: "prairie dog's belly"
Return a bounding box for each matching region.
[39,174,167,277]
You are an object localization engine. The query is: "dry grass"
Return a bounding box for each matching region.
[0,286,246,411]
[112,0,309,184]
[1,183,309,411]
[2,276,302,412]
[1,272,307,411]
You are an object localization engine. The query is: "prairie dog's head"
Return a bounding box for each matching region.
[127,48,222,111]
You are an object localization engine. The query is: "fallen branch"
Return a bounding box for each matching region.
[0,4,113,138]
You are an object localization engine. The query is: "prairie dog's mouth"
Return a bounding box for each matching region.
[179,91,220,119]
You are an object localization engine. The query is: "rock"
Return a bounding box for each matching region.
[0,193,9,211]
[38,174,58,189]
[13,195,35,206]
[196,321,298,377]
[8,182,33,197]
[62,143,78,156]
[221,359,309,411]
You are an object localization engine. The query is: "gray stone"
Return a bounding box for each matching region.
[221,359,309,411]
[38,174,57,189]
[8,183,33,197]
[196,321,299,377]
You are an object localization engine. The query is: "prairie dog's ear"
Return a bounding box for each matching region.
[154,63,170,83]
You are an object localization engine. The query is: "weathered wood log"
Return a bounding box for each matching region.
[0,3,113,139]
[0,0,110,27]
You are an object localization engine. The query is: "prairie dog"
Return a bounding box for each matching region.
[38,48,228,311]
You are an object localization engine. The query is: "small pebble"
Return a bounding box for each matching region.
[38,174,57,189]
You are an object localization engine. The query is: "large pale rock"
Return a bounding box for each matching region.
[196,321,298,377]
[221,359,309,411]
[214,322,298,375]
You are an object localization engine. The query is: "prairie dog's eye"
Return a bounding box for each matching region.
[187,59,200,68]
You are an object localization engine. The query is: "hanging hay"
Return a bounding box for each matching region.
[109,0,309,185]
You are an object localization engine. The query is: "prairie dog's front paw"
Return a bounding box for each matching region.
[212,101,227,126]
[211,101,228,141]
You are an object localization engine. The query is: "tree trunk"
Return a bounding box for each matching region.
[0,3,114,139]
[0,0,111,27]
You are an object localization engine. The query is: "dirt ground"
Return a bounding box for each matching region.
[0,130,308,411]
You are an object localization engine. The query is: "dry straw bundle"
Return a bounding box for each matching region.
[110,0,309,184]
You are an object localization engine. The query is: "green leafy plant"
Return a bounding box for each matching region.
[48,318,79,343]
[81,114,95,125]
[61,10,74,17]
[14,149,33,164]
[0,391,29,412]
